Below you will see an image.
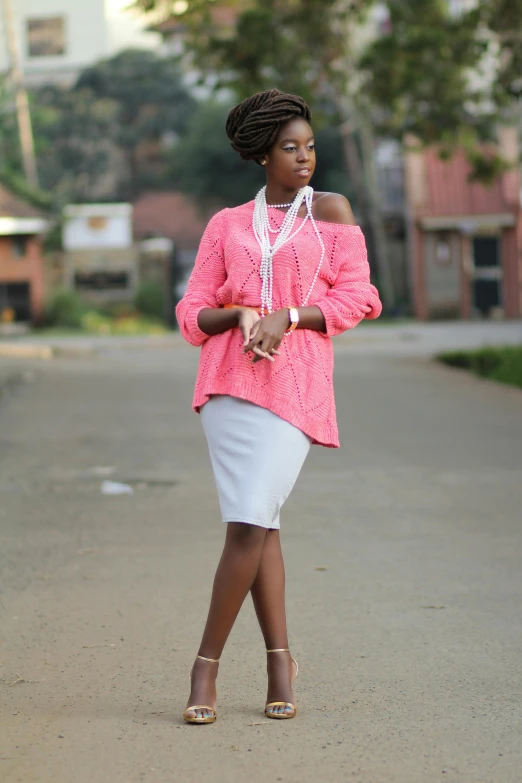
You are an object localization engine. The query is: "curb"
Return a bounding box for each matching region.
[0,343,96,360]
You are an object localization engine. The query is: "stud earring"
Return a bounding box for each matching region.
[261,159,267,166]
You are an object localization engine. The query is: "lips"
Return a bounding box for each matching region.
[295,168,311,177]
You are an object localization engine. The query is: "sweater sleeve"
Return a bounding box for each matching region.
[175,210,228,347]
[314,226,382,337]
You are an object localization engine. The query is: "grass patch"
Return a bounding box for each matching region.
[358,316,413,327]
[437,346,522,389]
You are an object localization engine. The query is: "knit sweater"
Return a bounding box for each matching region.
[175,200,382,448]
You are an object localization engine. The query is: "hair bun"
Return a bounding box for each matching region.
[226,89,312,163]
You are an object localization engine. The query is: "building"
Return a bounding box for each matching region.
[62,203,138,305]
[0,184,50,323]
[404,129,522,320]
[132,191,208,268]
[0,0,158,86]
[133,190,210,311]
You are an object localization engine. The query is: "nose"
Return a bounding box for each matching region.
[296,146,309,162]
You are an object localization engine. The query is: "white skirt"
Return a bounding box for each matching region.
[200,395,311,529]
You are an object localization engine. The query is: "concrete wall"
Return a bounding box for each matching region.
[0,0,107,84]
[63,247,139,304]
[63,208,133,251]
[0,0,158,85]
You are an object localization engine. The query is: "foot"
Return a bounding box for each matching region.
[265,650,296,716]
[184,657,219,721]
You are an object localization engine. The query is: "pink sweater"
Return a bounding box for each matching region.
[175,201,382,448]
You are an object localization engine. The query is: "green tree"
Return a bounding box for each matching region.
[3,49,197,204]
[135,0,366,107]
[31,84,121,203]
[76,49,197,198]
[358,0,522,180]
[135,0,522,171]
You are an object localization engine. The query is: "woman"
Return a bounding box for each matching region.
[175,89,382,724]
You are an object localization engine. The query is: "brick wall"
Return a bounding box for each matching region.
[0,235,45,322]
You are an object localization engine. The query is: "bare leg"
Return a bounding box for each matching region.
[185,522,267,720]
[250,530,296,714]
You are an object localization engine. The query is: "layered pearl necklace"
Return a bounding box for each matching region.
[252,185,325,317]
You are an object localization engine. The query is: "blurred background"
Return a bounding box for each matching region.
[2,8,522,778]
[0,1,521,357]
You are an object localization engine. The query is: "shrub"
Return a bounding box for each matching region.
[80,311,112,334]
[437,346,522,389]
[46,289,87,328]
[134,282,165,320]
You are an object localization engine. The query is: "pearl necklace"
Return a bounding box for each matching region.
[267,202,292,208]
[252,185,325,319]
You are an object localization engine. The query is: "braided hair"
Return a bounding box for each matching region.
[226,89,312,165]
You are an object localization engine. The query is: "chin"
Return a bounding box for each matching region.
[291,175,313,187]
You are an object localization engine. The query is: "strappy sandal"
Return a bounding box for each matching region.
[183,655,219,724]
[265,648,298,719]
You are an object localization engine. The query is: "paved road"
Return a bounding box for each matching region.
[1,325,521,782]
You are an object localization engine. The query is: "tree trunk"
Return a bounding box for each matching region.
[358,113,396,312]
[339,109,395,313]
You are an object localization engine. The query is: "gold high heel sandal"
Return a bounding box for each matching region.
[265,648,298,719]
[183,655,219,724]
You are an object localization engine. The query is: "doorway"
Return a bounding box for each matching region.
[0,282,31,321]
[471,236,503,317]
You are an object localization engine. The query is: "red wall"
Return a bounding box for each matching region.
[0,235,45,322]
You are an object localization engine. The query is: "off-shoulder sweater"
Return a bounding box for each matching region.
[175,200,382,447]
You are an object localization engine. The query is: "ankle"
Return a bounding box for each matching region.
[192,655,220,677]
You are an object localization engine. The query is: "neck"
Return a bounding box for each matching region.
[264,183,304,206]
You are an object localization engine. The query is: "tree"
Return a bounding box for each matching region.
[76,49,197,198]
[135,0,367,107]
[3,49,197,205]
[358,0,522,181]
[31,85,122,204]
[135,0,522,172]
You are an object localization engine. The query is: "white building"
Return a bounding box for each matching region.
[61,203,139,303]
[0,0,159,86]
[62,203,133,251]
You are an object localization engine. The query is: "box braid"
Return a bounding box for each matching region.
[226,89,312,165]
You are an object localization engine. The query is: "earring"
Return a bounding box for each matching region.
[261,159,267,166]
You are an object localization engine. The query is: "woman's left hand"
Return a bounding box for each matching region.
[244,309,289,363]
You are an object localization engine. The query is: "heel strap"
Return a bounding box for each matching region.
[266,648,290,653]
[196,654,220,663]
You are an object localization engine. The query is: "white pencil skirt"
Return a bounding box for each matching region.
[200,395,312,529]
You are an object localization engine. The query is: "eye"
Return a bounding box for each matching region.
[283,146,297,152]
[307,144,315,151]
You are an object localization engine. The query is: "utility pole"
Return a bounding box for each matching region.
[1,0,39,188]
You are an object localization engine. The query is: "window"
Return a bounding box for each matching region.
[11,236,27,258]
[0,283,31,322]
[74,271,130,291]
[26,17,65,58]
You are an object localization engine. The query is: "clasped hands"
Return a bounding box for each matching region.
[237,307,289,363]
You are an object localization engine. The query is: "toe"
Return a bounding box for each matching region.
[284,705,293,714]
[185,709,196,719]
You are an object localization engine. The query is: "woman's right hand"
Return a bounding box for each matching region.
[237,308,279,363]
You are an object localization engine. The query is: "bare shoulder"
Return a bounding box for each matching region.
[312,192,356,226]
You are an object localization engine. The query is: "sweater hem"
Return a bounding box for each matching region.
[193,381,340,449]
